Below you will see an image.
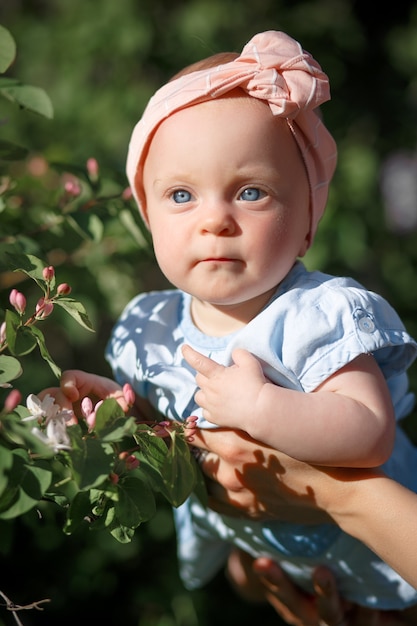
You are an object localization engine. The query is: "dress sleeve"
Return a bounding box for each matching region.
[226,275,417,413]
[283,283,417,393]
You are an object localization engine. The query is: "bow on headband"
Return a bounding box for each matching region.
[126,30,337,244]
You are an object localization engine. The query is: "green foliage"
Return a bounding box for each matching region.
[0,248,201,541]
[0,23,52,120]
[0,22,205,625]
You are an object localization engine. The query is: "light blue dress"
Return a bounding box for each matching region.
[105,261,417,609]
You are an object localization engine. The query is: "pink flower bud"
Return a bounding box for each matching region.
[0,321,6,344]
[122,187,133,201]
[124,454,139,471]
[86,157,99,179]
[9,289,17,307]
[80,397,97,429]
[86,411,96,430]
[27,155,48,177]
[42,265,55,281]
[9,289,26,314]
[64,180,81,197]
[122,383,135,408]
[80,397,93,418]
[4,389,22,412]
[57,283,71,296]
[109,472,119,484]
[35,297,54,319]
[152,421,171,438]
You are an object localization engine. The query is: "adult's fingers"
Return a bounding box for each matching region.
[312,567,353,626]
[226,549,269,603]
[38,386,74,410]
[252,557,318,625]
[60,370,129,411]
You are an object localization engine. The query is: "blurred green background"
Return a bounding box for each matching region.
[1,0,417,624]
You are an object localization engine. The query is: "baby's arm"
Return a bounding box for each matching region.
[181,345,395,468]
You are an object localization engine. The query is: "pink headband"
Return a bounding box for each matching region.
[126,30,337,243]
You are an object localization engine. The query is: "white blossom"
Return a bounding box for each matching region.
[24,393,60,422]
[23,393,73,452]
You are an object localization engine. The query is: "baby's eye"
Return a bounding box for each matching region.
[239,187,263,201]
[172,189,192,203]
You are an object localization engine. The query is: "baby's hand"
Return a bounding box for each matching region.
[181,345,266,430]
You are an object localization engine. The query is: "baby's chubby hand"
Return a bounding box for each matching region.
[181,344,267,430]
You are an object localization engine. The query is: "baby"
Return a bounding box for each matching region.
[72,31,417,610]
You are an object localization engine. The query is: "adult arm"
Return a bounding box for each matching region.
[194,427,417,590]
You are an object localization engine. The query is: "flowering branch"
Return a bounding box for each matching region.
[0,24,203,623]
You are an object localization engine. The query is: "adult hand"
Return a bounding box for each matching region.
[191,426,337,523]
[39,369,130,418]
[227,549,414,626]
[39,369,155,421]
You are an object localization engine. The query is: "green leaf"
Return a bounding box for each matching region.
[0,77,19,87]
[109,524,135,544]
[0,447,14,498]
[4,252,48,290]
[49,462,79,500]
[94,399,137,441]
[67,427,114,490]
[134,424,171,467]
[0,354,22,385]
[91,496,116,528]
[0,415,55,457]
[0,83,53,118]
[114,474,156,528]
[63,490,92,535]
[30,326,61,379]
[92,397,124,429]
[69,212,104,242]
[160,432,197,507]
[0,450,52,519]
[5,310,37,356]
[0,25,16,73]
[119,209,150,248]
[2,252,49,293]
[54,297,94,332]
[0,139,28,161]
[134,428,197,507]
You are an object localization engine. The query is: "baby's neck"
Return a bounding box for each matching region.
[190,291,275,336]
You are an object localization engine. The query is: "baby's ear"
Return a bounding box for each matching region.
[134,173,150,227]
[297,232,310,257]
[139,201,149,226]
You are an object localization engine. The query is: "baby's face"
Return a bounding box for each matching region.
[142,94,310,328]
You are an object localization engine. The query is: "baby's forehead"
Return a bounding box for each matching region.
[152,92,288,139]
[143,97,309,193]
